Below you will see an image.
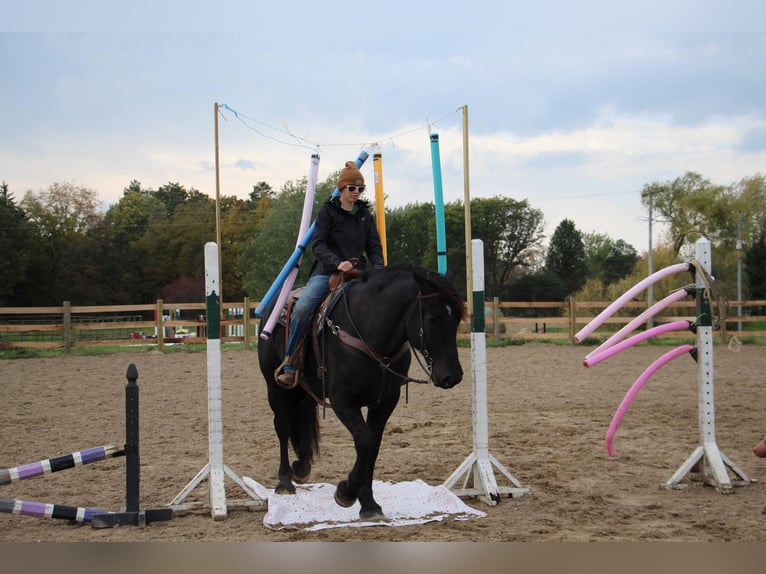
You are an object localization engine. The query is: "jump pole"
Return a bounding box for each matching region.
[260,154,320,339]
[665,237,751,492]
[169,242,265,519]
[0,366,172,527]
[443,239,529,504]
[373,151,388,265]
[429,133,447,275]
[1,446,123,524]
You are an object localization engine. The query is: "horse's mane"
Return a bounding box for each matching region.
[365,263,467,321]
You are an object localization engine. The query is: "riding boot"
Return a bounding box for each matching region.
[275,359,298,390]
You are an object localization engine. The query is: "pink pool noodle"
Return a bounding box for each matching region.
[605,344,696,456]
[586,287,693,359]
[583,320,692,368]
[574,262,691,343]
[261,154,320,339]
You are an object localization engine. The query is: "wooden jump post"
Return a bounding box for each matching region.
[444,239,530,504]
[169,242,265,519]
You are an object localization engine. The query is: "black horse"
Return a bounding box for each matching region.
[257,263,466,520]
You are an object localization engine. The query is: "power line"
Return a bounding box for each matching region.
[217,103,462,152]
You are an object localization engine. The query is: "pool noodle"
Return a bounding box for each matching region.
[605,344,696,456]
[583,320,692,368]
[574,262,691,343]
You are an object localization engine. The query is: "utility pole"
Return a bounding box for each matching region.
[647,190,655,328]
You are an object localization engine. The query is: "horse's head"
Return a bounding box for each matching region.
[407,267,467,389]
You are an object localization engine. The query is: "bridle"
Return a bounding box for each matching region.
[327,287,440,386]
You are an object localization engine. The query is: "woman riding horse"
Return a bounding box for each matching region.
[275,160,384,389]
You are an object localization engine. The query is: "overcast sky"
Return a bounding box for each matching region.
[3,1,765,253]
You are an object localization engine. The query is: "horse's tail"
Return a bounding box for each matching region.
[291,394,321,463]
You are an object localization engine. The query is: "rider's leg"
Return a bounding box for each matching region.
[276,274,329,387]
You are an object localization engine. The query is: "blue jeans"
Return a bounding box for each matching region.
[285,274,330,360]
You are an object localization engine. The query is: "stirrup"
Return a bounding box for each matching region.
[274,358,298,390]
[275,370,298,390]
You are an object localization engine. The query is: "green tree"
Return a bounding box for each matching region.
[0,182,35,305]
[239,177,332,299]
[744,230,766,301]
[221,196,261,300]
[545,219,587,296]
[583,232,639,288]
[471,196,545,298]
[19,182,103,303]
[132,196,216,301]
[641,172,729,254]
[385,202,436,267]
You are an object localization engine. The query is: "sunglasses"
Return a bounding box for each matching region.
[345,185,365,192]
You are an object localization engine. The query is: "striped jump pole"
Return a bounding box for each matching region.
[0,497,111,524]
[0,445,124,485]
[1,364,172,527]
[443,239,529,505]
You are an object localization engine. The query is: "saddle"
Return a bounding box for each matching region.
[278,269,362,382]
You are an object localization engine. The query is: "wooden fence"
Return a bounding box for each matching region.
[2,297,764,352]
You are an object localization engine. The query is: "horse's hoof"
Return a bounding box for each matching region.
[274,483,296,495]
[292,471,310,485]
[334,482,356,508]
[359,507,385,521]
[291,462,311,484]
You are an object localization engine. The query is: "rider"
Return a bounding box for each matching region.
[276,160,385,389]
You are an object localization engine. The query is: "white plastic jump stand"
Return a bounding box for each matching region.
[665,238,751,493]
[444,239,530,505]
[169,243,265,519]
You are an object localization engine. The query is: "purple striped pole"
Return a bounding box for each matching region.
[0,445,125,485]
[0,497,111,523]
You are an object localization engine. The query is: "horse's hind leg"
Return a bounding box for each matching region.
[289,395,318,484]
[273,411,297,495]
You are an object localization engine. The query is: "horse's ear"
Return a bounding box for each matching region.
[445,267,458,286]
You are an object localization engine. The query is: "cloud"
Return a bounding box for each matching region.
[738,126,766,152]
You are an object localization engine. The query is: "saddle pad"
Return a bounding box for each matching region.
[242,477,486,531]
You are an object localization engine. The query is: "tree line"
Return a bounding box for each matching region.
[1,170,765,309]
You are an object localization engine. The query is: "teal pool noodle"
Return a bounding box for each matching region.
[430,133,447,275]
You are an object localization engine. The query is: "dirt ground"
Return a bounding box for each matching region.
[1,342,766,542]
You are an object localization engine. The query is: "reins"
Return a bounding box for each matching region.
[328,287,437,386]
[301,272,442,411]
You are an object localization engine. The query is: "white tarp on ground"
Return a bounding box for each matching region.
[243,477,486,531]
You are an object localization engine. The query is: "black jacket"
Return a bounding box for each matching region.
[310,196,384,276]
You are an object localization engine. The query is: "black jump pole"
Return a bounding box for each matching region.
[91,364,172,528]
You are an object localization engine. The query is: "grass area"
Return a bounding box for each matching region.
[0,342,251,360]
[2,334,763,360]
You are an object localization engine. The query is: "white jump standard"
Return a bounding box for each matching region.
[443,239,530,504]
[169,242,265,519]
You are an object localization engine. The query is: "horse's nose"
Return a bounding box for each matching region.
[438,372,463,389]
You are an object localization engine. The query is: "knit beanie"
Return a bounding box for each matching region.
[337,161,365,190]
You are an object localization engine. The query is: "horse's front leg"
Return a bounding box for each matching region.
[354,394,399,519]
[331,402,379,516]
[333,395,398,520]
